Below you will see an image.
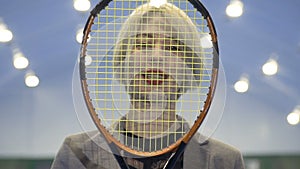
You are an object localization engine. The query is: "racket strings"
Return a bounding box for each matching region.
[83,0,214,153]
[112,116,186,152]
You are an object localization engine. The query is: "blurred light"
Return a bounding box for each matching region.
[245,159,260,169]
[226,0,244,18]
[73,0,91,12]
[234,76,249,93]
[0,22,13,43]
[13,49,29,69]
[85,55,92,65]
[150,0,167,8]
[287,106,300,125]
[262,58,278,76]
[25,71,40,88]
[200,33,213,48]
[76,28,84,44]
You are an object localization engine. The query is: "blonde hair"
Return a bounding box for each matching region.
[113,3,203,93]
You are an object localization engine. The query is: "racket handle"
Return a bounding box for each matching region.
[113,154,130,169]
[108,142,130,169]
[163,142,187,169]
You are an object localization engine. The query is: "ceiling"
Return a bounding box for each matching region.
[0,0,300,157]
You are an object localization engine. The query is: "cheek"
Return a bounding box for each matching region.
[165,57,186,73]
[127,52,147,68]
[163,81,178,92]
[129,74,146,90]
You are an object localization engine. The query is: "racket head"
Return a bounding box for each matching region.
[77,0,220,157]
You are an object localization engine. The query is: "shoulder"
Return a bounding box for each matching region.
[51,131,107,169]
[51,132,96,169]
[53,130,102,162]
[202,137,241,157]
[205,138,245,168]
[185,136,245,169]
[62,130,99,145]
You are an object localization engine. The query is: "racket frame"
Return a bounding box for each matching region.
[79,0,219,168]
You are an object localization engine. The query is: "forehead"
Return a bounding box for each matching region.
[120,9,194,46]
[140,24,170,36]
[137,13,179,38]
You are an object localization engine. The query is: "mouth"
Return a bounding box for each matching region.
[141,69,169,85]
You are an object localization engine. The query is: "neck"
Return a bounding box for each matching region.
[125,102,178,138]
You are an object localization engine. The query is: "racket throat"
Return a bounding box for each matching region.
[163,142,187,169]
[108,142,131,169]
[123,151,183,169]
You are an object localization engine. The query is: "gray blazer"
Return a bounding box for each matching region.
[51,131,245,169]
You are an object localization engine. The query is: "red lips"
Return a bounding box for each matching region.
[141,69,168,85]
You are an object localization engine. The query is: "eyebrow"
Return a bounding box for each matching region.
[135,33,183,46]
[135,33,154,39]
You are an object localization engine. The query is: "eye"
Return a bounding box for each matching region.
[134,38,153,50]
[135,43,147,50]
[165,45,179,51]
[135,42,155,51]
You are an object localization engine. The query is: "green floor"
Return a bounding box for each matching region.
[0,155,299,169]
[0,159,53,169]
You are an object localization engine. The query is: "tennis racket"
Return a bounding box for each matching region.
[79,0,219,168]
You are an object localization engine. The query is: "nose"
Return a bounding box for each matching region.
[148,54,162,68]
[147,46,164,65]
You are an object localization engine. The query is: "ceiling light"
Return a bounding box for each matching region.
[85,55,92,65]
[76,28,84,44]
[200,33,213,48]
[287,106,300,125]
[226,0,244,18]
[73,0,91,12]
[262,58,278,76]
[13,49,29,70]
[150,0,167,8]
[0,21,13,43]
[25,71,40,88]
[234,76,249,93]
